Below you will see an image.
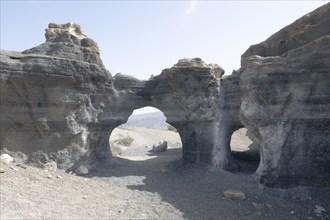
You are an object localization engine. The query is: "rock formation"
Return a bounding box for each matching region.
[112,57,224,163]
[24,22,103,66]
[0,23,114,169]
[239,3,330,186]
[0,23,224,171]
[150,140,168,153]
[1,3,329,187]
[213,70,244,171]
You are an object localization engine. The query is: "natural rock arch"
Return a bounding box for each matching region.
[1,3,330,188]
[103,59,225,164]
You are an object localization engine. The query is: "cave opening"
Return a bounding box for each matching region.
[230,128,260,173]
[109,106,182,164]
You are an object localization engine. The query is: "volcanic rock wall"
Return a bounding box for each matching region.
[239,3,330,186]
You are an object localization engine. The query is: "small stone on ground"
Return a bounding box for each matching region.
[223,190,246,201]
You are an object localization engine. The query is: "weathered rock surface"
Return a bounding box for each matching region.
[113,57,224,163]
[213,70,245,171]
[23,22,103,67]
[0,23,115,170]
[0,24,224,171]
[239,3,330,186]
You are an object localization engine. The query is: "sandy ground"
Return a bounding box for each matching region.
[1,127,329,219]
[109,126,182,156]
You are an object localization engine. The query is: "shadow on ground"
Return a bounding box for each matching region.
[87,148,330,220]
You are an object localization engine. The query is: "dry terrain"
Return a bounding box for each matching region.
[1,126,329,219]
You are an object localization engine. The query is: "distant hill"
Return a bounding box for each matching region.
[125,111,170,130]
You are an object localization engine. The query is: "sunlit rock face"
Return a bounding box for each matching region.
[239,3,330,186]
[23,22,104,67]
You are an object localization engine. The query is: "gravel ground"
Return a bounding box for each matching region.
[1,130,329,219]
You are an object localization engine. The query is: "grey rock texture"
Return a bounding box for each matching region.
[213,70,244,171]
[239,3,330,186]
[0,23,224,171]
[23,23,104,67]
[113,57,224,163]
[0,23,115,169]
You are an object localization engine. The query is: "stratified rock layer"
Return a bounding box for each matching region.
[0,23,114,169]
[239,3,330,186]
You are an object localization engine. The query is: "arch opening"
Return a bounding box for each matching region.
[230,128,260,173]
[109,106,182,163]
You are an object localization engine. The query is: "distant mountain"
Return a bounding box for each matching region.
[125,111,170,130]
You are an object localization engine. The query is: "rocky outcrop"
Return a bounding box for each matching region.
[0,23,114,169]
[0,23,224,170]
[239,3,330,186]
[23,22,103,66]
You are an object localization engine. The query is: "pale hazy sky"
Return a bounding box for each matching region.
[1,1,327,114]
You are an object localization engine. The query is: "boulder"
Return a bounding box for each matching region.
[223,190,246,201]
[150,140,168,153]
[75,165,89,175]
